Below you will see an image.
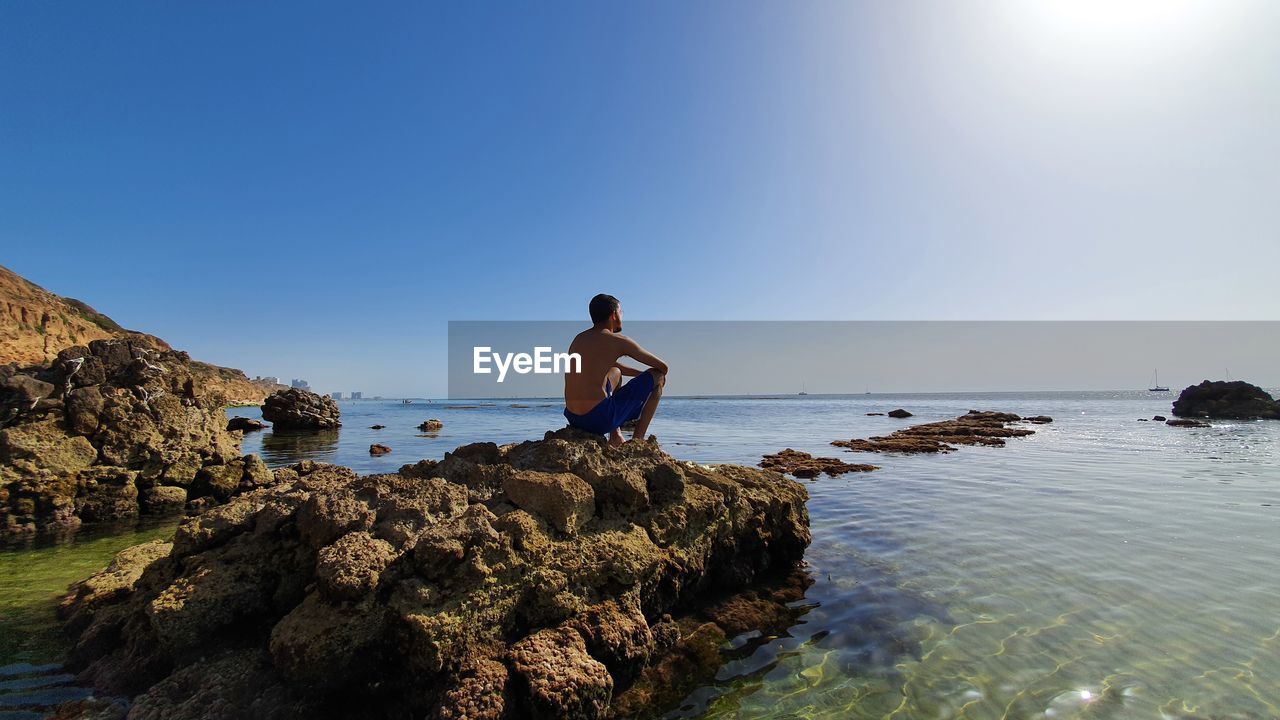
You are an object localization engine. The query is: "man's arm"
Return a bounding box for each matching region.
[616,335,669,374]
[614,363,644,377]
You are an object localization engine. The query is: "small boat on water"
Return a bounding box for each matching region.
[1148,370,1169,392]
[401,399,413,404]
[798,382,808,396]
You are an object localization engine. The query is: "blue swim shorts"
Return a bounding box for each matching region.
[563,371,657,436]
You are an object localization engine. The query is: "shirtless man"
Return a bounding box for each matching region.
[563,294,667,447]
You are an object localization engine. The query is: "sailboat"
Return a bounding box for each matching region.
[1148,370,1169,392]
[798,382,808,396]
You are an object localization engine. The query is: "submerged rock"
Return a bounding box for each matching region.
[418,419,444,432]
[1171,380,1280,420]
[886,408,912,418]
[227,417,269,433]
[0,339,271,538]
[832,410,1039,454]
[58,432,810,719]
[261,388,342,430]
[759,448,879,478]
[1167,418,1210,428]
[370,444,392,456]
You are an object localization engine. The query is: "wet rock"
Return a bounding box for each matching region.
[261,388,342,430]
[1,338,261,538]
[887,408,913,418]
[58,539,173,636]
[434,658,509,720]
[369,424,386,430]
[509,627,612,720]
[60,434,809,719]
[833,410,1038,454]
[418,419,444,432]
[139,485,187,514]
[316,531,396,601]
[759,448,878,478]
[1167,418,1210,428]
[370,443,392,456]
[1171,380,1280,420]
[227,416,269,432]
[1152,415,1167,422]
[1023,415,1054,424]
[865,412,884,416]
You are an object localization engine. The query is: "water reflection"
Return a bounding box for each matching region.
[259,430,341,465]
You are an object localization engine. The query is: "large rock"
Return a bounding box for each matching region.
[1171,380,1280,420]
[261,388,342,430]
[58,433,810,719]
[0,338,274,538]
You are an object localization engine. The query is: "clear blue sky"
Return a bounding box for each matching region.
[3,2,1277,396]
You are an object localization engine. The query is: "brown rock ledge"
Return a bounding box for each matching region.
[832,410,1047,454]
[759,448,879,478]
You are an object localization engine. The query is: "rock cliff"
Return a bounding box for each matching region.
[58,430,810,719]
[1,338,277,538]
[0,264,284,405]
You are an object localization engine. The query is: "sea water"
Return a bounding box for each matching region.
[3,392,1277,719]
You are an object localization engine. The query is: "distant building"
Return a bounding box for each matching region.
[254,376,280,385]
[351,392,362,400]
[291,379,310,389]
[330,392,343,400]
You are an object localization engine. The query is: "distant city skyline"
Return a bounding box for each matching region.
[3,2,1277,397]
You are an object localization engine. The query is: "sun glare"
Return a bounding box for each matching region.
[1004,0,1226,59]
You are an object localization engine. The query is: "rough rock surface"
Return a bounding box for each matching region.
[886,408,913,419]
[1171,380,1280,420]
[1,338,273,538]
[419,419,444,432]
[759,449,879,478]
[261,388,342,430]
[58,431,810,719]
[370,444,392,456]
[832,410,1044,454]
[1167,418,1210,428]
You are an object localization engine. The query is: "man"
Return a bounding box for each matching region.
[563,294,667,447]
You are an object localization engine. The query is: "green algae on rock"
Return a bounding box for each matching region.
[56,429,811,719]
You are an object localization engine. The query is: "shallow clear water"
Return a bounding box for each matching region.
[3,392,1277,719]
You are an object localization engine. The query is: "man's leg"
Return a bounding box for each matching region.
[605,367,624,447]
[630,370,665,440]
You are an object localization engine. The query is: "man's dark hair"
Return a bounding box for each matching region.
[589,294,619,324]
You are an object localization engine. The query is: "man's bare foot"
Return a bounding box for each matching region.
[609,430,625,447]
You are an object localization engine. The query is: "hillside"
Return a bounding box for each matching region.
[0,264,284,404]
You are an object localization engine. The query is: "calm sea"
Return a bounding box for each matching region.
[3,391,1278,719]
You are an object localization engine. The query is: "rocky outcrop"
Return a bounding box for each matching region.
[58,431,810,719]
[759,448,879,478]
[1,338,275,538]
[370,444,392,456]
[0,264,286,405]
[419,419,444,432]
[261,388,342,430]
[1167,418,1210,428]
[1171,380,1280,420]
[832,410,1045,454]
[886,408,912,419]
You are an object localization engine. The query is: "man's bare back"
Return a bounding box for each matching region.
[562,295,668,445]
